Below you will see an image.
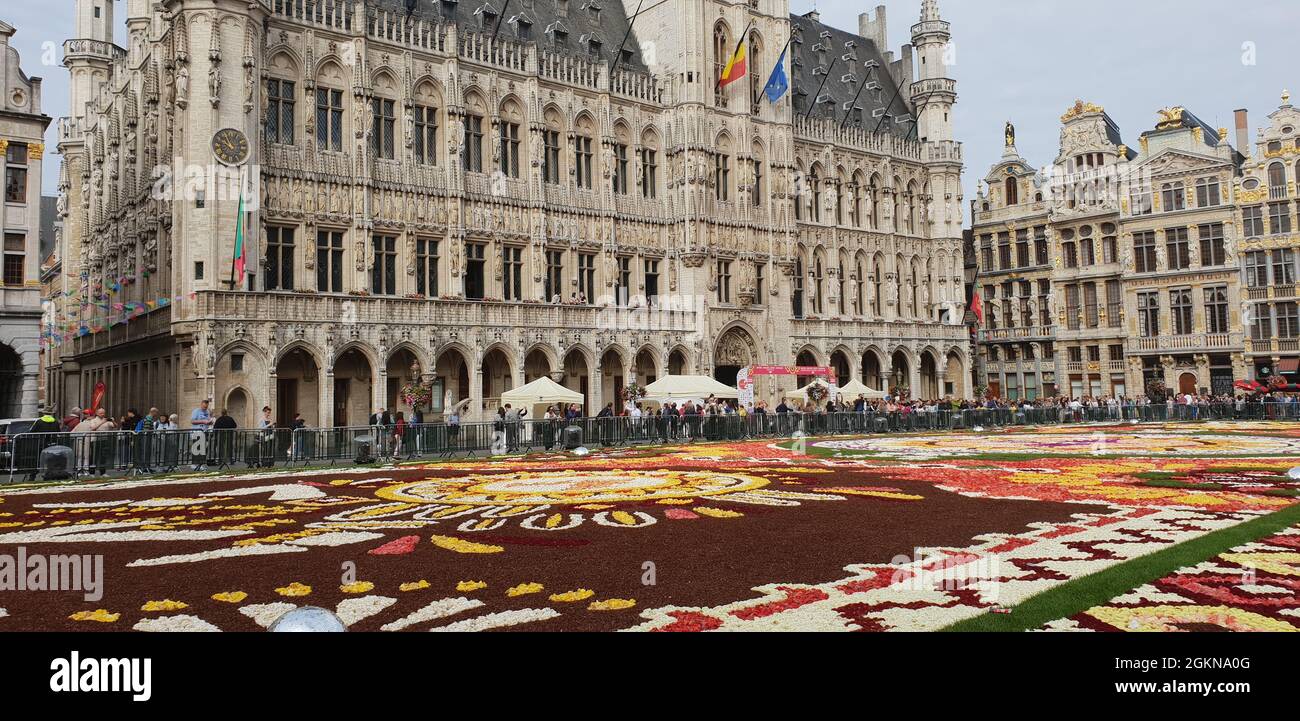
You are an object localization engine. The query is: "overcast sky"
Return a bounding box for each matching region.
[6,0,1296,219]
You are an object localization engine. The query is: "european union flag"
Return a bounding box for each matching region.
[763,48,789,104]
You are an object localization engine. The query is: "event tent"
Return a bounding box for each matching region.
[837,378,887,399]
[785,378,886,402]
[642,375,739,403]
[500,376,584,408]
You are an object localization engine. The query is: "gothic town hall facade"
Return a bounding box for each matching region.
[50,0,968,426]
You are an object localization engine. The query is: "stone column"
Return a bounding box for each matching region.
[470,363,484,421]
[320,370,335,428]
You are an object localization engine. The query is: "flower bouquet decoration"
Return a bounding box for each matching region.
[806,381,830,404]
[399,380,433,410]
[622,382,646,402]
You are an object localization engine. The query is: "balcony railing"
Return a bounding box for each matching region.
[1133,333,1238,352]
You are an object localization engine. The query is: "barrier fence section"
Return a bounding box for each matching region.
[5,401,1300,482]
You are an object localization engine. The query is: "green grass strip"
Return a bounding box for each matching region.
[942,502,1300,632]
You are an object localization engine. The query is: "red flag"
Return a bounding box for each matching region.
[970,281,984,325]
[90,381,106,412]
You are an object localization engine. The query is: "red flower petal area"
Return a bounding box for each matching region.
[653,611,725,633]
[665,508,699,520]
[368,535,420,555]
[731,587,830,620]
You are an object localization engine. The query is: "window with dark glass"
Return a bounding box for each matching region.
[716,260,731,304]
[1204,286,1229,334]
[574,135,593,189]
[502,245,523,300]
[1242,205,1265,237]
[639,147,657,199]
[1170,288,1193,335]
[4,143,27,204]
[265,226,295,291]
[1138,291,1160,337]
[644,258,660,305]
[499,121,520,178]
[463,115,484,172]
[371,234,397,295]
[545,250,564,301]
[464,242,486,299]
[611,143,628,195]
[1134,231,1157,273]
[266,79,295,144]
[1198,223,1225,266]
[1165,227,1190,270]
[316,230,344,292]
[316,88,344,151]
[577,252,595,299]
[416,238,439,296]
[543,129,561,184]
[371,98,396,159]
[414,105,439,165]
[3,233,24,286]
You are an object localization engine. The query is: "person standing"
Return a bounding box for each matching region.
[391,411,407,461]
[189,399,214,471]
[212,408,237,467]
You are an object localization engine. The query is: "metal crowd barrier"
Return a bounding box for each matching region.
[5,401,1300,482]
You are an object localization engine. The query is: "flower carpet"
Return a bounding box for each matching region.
[1,421,1298,632]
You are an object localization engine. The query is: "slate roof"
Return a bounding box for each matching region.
[787,11,915,137]
[368,3,915,136]
[370,0,649,70]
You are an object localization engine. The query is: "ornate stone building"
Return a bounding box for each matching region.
[0,20,51,417]
[52,0,968,427]
[1238,92,1300,382]
[973,100,1248,400]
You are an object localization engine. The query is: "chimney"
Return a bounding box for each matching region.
[858,5,888,50]
[1234,108,1250,157]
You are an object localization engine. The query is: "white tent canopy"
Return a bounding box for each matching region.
[838,378,887,399]
[785,378,886,402]
[500,376,584,407]
[643,374,739,403]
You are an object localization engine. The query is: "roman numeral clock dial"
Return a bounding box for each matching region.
[211,128,250,166]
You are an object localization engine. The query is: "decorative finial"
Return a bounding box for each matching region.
[1284,89,1292,105]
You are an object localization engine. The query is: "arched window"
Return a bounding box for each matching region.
[812,254,825,315]
[868,174,880,229]
[462,90,488,173]
[574,112,596,189]
[809,166,822,222]
[639,127,659,199]
[1269,162,1287,198]
[713,23,730,109]
[747,31,762,114]
[838,251,848,314]
[893,177,904,232]
[714,133,732,202]
[497,97,525,178]
[873,257,883,316]
[1004,176,1018,206]
[792,253,805,317]
[854,254,865,315]
[413,80,443,166]
[834,173,844,225]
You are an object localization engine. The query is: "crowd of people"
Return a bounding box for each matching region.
[10,387,1299,478]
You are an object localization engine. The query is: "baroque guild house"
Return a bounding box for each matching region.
[53,0,968,426]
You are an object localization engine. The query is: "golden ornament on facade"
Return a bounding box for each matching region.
[28,142,44,159]
[1061,99,1104,123]
[1155,106,1185,130]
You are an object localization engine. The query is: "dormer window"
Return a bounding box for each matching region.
[582,0,601,22]
[588,38,602,58]
[511,14,533,41]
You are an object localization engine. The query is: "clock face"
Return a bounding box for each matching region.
[212,128,250,165]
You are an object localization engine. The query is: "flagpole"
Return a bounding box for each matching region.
[491,0,512,38]
[609,0,645,77]
[839,64,870,129]
[716,20,754,90]
[873,71,906,135]
[803,55,836,120]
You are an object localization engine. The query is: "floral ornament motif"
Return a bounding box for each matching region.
[399,580,430,592]
[69,609,120,623]
[506,582,544,597]
[456,580,487,592]
[211,591,247,603]
[141,599,189,612]
[274,582,312,597]
[340,581,375,594]
[550,589,595,603]
[806,382,829,404]
[430,535,504,554]
[589,598,636,611]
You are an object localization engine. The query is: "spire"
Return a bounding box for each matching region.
[920,0,941,22]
